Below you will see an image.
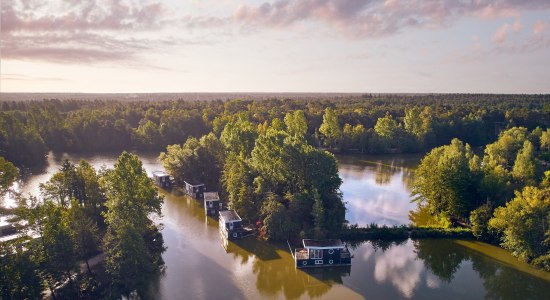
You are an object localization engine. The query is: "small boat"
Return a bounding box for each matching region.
[293,239,352,268]
[219,210,254,240]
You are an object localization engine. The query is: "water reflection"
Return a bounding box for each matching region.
[337,154,419,226]
[4,152,550,299]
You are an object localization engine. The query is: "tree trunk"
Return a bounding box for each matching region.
[85,259,93,275]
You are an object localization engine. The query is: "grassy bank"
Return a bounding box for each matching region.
[340,225,473,241]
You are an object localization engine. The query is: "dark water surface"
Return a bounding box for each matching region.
[3,152,549,299]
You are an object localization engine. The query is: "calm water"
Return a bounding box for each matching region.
[3,152,550,299]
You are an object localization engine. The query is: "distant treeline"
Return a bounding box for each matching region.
[1,94,549,167]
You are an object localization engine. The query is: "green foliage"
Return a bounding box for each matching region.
[470,204,495,241]
[0,112,48,166]
[101,152,165,298]
[103,225,154,297]
[0,242,43,300]
[222,153,257,221]
[220,114,258,157]
[160,133,225,190]
[65,201,100,268]
[284,110,308,139]
[102,152,162,233]
[0,156,18,196]
[319,108,341,149]
[412,138,482,220]
[489,186,550,262]
[483,127,529,171]
[374,113,401,141]
[512,141,538,186]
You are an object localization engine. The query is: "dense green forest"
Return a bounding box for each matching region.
[1,94,550,298]
[1,94,549,167]
[1,153,165,299]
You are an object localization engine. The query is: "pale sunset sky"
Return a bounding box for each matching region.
[1,0,549,93]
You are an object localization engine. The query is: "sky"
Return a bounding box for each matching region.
[1,0,550,93]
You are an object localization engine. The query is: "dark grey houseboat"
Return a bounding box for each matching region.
[152,171,172,189]
[294,239,352,268]
[219,210,253,240]
[184,180,205,200]
[204,192,223,216]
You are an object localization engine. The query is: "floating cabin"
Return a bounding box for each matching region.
[184,180,205,200]
[152,171,172,189]
[204,192,223,216]
[219,210,254,240]
[294,239,352,268]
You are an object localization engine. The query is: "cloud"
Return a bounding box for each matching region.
[233,0,550,39]
[0,0,167,63]
[492,23,510,46]
[512,20,522,33]
[1,73,68,81]
[533,20,548,35]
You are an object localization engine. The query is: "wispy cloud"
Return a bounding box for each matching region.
[1,0,167,63]
[492,23,510,46]
[1,73,68,81]
[233,0,550,39]
[533,20,549,35]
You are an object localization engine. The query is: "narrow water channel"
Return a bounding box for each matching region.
[3,152,549,299]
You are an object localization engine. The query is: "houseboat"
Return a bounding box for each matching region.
[219,210,254,240]
[152,171,172,189]
[204,192,223,216]
[294,239,352,268]
[184,180,205,200]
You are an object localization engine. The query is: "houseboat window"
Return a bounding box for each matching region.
[328,249,334,254]
[311,249,322,259]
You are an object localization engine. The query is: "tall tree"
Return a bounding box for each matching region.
[0,156,18,196]
[489,186,550,264]
[284,110,308,139]
[319,108,341,149]
[101,152,165,298]
[512,140,538,186]
[412,138,482,221]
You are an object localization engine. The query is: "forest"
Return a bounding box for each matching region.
[1,94,550,298]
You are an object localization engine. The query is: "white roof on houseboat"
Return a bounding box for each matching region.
[219,210,241,222]
[152,171,170,177]
[303,239,345,249]
[184,180,205,187]
[204,192,220,201]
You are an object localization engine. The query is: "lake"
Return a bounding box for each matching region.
[3,151,550,299]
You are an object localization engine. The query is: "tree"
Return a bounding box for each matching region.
[512,140,538,186]
[0,156,18,196]
[101,152,165,298]
[483,127,529,171]
[65,201,100,275]
[40,160,78,208]
[222,153,257,221]
[220,114,258,157]
[284,110,308,139]
[470,204,495,241]
[319,108,341,149]
[103,225,153,298]
[489,186,550,263]
[160,133,225,190]
[0,242,43,300]
[412,139,482,221]
[374,113,400,140]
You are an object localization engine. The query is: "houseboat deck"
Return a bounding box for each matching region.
[293,239,352,268]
